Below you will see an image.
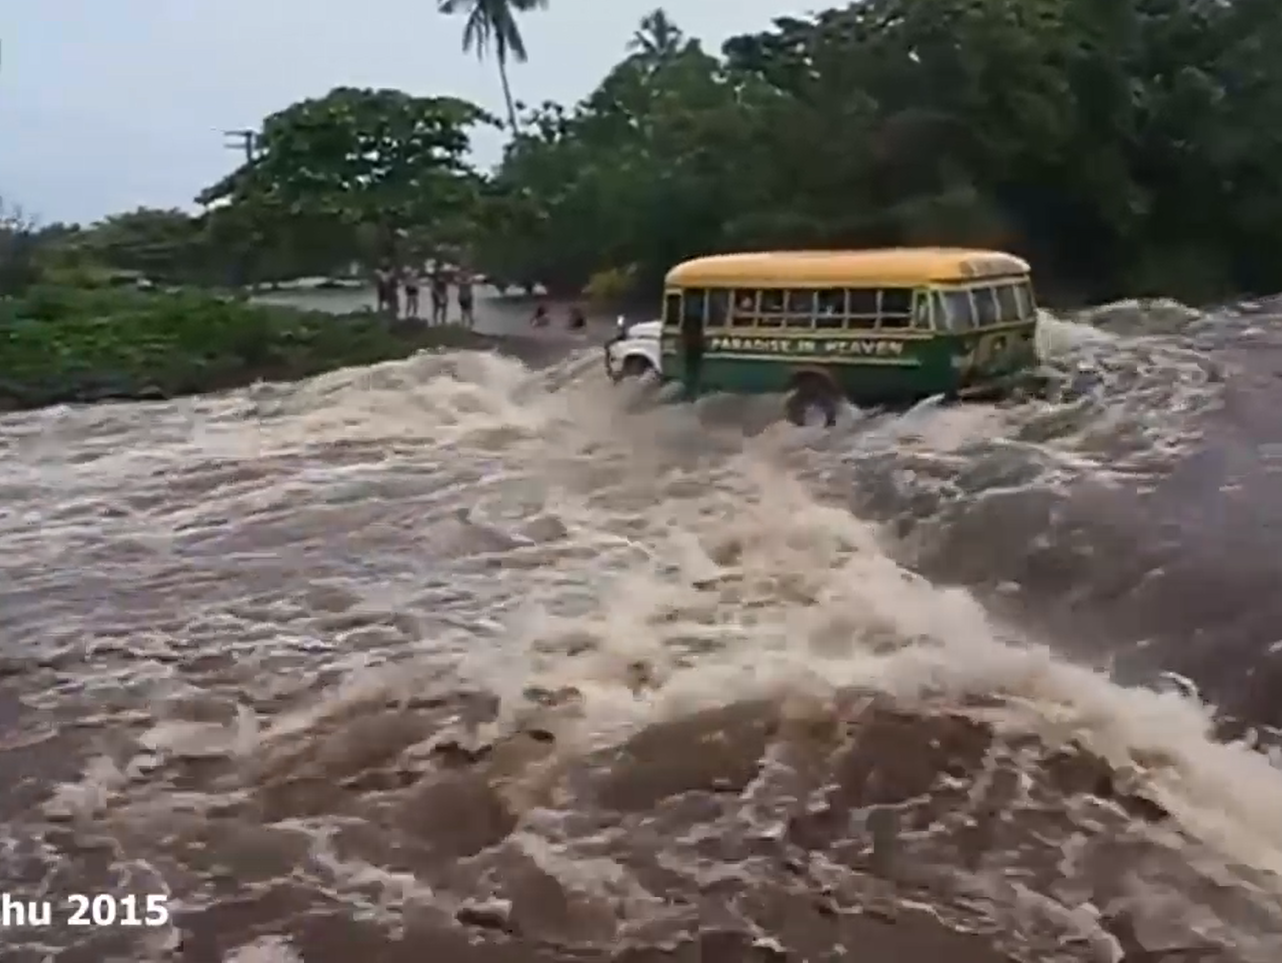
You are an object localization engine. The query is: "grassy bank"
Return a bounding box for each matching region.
[0,284,510,411]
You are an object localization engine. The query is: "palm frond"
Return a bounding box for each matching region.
[490,5,528,62]
[462,11,493,57]
[449,0,530,63]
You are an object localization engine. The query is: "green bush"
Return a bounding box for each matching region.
[0,284,492,410]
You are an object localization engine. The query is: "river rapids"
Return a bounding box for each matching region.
[0,302,1280,962]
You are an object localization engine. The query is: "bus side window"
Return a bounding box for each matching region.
[994,284,1020,323]
[973,287,999,326]
[785,289,816,328]
[846,287,878,328]
[706,289,730,328]
[815,288,845,328]
[757,289,784,327]
[878,288,912,329]
[910,290,933,329]
[682,288,707,329]
[663,293,681,327]
[731,289,758,327]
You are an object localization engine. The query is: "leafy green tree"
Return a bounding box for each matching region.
[438,0,547,132]
[471,14,777,295]
[198,87,495,270]
[80,207,203,282]
[0,197,41,294]
[472,0,1282,304]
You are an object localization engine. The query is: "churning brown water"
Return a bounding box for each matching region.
[0,303,1280,962]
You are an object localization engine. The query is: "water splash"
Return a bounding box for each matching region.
[0,304,1278,961]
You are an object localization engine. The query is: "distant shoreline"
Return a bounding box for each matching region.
[0,285,609,414]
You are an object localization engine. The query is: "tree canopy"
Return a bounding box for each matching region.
[46,0,1282,304]
[0,197,42,294]
[470,0,1282,303]
[198,87,492,223]
[196,87,495,268]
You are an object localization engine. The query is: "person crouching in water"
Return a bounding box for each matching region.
[568,304,586,330]
[429,272,448,325]
[456,274,475,329]
[531,302,549,327]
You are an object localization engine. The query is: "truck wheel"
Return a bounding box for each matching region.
[785,377,840,427]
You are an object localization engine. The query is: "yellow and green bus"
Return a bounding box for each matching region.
[657,247,1040,424]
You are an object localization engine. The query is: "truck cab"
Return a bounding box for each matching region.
[604,317,662,381]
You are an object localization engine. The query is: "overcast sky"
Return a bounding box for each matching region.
[1,0,796,225]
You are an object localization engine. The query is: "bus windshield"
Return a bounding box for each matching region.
[934,280,1034,332]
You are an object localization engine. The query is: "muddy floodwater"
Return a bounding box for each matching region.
[0,297,1280,962]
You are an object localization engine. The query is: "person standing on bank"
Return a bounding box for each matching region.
[374,265,391,313]
[377,264,399,317]
[403,265,420,319]
[456,273,475,329]
[429,271,448,325]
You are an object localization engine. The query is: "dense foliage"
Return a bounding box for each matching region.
[0,198,68,294]
[470,0,1282,303]
[19,0,1282,307]
[0,287,490,410]
[10,204,362,291]
[197,86,494,269]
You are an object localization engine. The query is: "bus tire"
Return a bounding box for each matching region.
[785,375,840,427]
[619,356,655,380]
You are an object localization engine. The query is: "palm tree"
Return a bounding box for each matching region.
[439,0,546,132]
[627,9,683,61]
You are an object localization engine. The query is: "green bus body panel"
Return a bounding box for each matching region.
[659,322,1037,405]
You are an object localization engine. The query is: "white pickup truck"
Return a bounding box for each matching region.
[603,317,663,382]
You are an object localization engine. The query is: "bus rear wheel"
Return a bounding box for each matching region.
[785,376,840,427]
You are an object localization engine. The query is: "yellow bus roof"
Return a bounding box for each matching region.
[665,248,1030,287]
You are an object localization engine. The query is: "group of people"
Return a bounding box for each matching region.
[374,264,594,333]
[374,265,474,327]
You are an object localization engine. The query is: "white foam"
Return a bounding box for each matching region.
[1,310,1274,951]
[222,935,303,963]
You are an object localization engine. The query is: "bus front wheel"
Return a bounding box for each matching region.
[785,376,840,427]
[619,356,655,381]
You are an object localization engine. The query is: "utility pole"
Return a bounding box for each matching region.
[222,129,257,163]
[219,130,258,291]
